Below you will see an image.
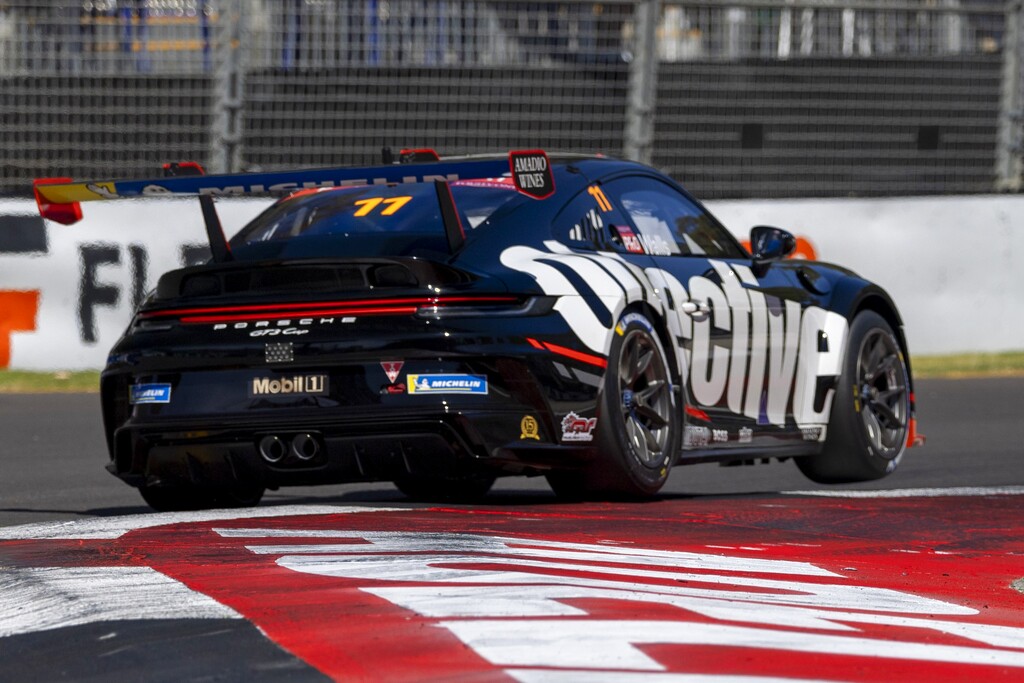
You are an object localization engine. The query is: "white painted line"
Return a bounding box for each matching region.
[227,531,840,577]
[508,671,841,683]
[0,567,239,638]
[446,619,1024,671]
[0,505,408,540]
[783,486,1024,499]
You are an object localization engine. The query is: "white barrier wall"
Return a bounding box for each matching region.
[0,198,268,371]
[710,196,1024,357]
[0,195,1022,370]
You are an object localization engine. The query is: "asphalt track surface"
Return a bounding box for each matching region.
[1,377,1023,682]
[0,377,1021,527]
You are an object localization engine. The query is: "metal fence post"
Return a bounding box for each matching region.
[996,0,1023,192]
[624,0,662,164]
[210,0,246,174]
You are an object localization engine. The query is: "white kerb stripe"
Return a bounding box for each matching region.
[0,567,240,638]
[0,505,408,540]
[784,486,1024,498]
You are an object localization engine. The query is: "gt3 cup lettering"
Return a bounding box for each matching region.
[249,328,309,337]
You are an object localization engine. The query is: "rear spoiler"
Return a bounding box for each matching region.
[33,150,554,263]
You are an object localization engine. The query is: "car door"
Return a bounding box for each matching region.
[601,175,826,453]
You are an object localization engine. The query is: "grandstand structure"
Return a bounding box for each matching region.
[1,0,1021,198]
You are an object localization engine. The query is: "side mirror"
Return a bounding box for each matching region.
[749,225,796,273]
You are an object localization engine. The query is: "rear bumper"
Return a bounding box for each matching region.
[101,301,608,490]
[108,409,596,490]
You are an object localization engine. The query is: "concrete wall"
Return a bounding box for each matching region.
[1,195,1021,370]
[710,195,1024,356]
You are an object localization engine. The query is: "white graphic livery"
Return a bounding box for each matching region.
[501,244,847,430]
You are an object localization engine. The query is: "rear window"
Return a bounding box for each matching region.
[229,181,524,260]
[450,177,525,228]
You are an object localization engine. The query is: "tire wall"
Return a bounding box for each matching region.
[0,194,1021,370]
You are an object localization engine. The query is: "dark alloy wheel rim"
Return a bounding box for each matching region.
[618,328,673,467]
[856,329,909,458]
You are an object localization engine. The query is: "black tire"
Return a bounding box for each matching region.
[393,473,496,503]
[549,311,679,499]
[796,310,910,484]
[139,483,265,512]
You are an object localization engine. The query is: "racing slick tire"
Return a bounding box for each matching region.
[139,483,265,512]
[392,473,496,502]
[549,311,679,499]
[796,310,910,484]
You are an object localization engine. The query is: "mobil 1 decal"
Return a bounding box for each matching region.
[500,245,848,429]
[509,150,555,200]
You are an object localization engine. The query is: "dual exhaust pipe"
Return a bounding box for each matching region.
[258,433,320,464]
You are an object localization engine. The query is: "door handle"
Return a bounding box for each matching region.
[681,301,710,315]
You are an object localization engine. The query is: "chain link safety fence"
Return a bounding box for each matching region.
[1,0,1021,199]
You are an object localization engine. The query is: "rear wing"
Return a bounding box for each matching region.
[33,149,554,262]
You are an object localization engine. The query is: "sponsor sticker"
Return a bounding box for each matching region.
[739,426,754,444]
[451,178,517,192]
[520,416,540,440]
[684,425,711,448]
[561,411,597,442]
[801,426,827,442]
[618,312,655,333]
[615,225,646,254]
[85,182,119,199]
[129,383,172,404]
[250,375,328,397]
[381,360,404,384]
[407,374,488,395]
[508,150,555,200]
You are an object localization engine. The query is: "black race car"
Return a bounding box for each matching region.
[35,151,922,510]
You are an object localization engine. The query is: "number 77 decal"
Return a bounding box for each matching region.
[588,185,613,212]
[353,196,413,217]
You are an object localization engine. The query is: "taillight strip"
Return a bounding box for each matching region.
[526,337,607,369]
[141,296,520,322]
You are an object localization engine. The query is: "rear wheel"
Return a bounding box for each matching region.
[139,483,265,512]
[393,473,496,502]
[549,311,679,499]
[797,310,910,483]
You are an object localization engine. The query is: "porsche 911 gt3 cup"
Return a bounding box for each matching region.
[34,151,922,510]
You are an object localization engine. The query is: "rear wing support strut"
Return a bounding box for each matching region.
[163,162,232,263]
[435,180,465,253]
[198,195,233,263]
